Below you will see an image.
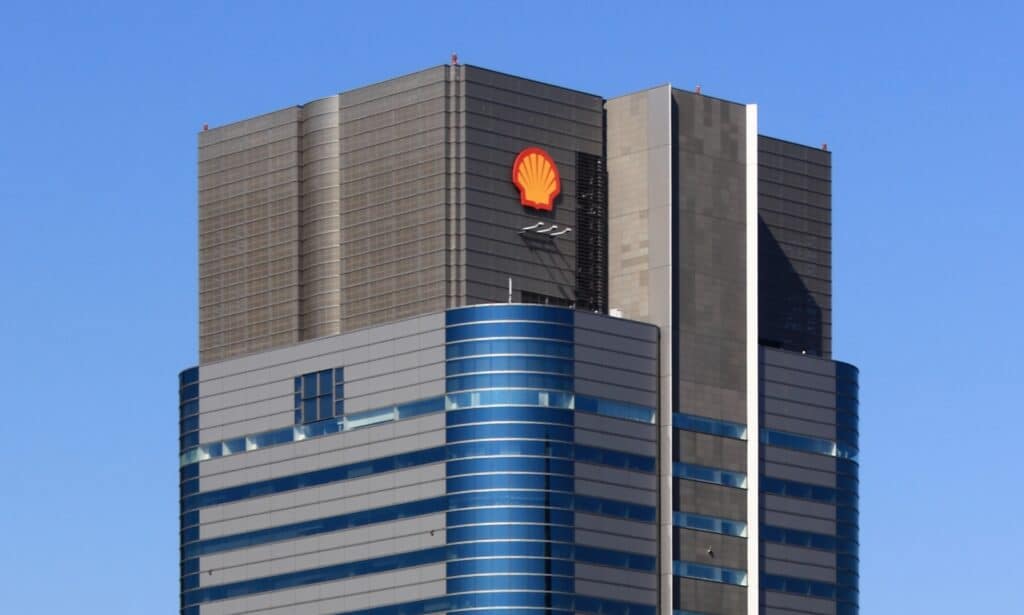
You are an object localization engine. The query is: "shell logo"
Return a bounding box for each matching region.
[512,147,560,211]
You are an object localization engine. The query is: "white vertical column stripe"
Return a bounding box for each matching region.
[745,103,760,615]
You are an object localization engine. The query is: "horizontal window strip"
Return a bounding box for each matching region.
[185,496,448,557]
[762,428,858,461]
[446,372,575,393]
[763,524,859,554]
[183,391,656,467]
[673,462,747,489]
[327,593,655,615]
[446,321,574,342]
[446,388,574,410]
[183,446,446,510]
[446,355,574,376]
[576,395,655,424]
[673,560,748,586]
[673,512,748,537]
[188,437,656,512]
[180,395,445,466]
[762,476,857,507]
[764,573,858,603]
[445,305,575,326]
[673,413,747,440]
[188,491,654,557]
[184,546,447,605]
[446,337,574,359]
[189,541,657,606]
[447,575,575,594]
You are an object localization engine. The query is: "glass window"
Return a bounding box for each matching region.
[673,462,747,489]
[302,374,317,399]
[445,304,574,326]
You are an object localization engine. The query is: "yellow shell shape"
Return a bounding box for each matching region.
[513,147,560,210]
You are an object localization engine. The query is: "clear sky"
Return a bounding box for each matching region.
[0,1,1021,612]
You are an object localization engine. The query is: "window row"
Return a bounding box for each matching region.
[321,593,653,615]
[446,474,575,495]
[673,462,748,489]
[183,446,446,510]
[447,524,574,544]
[762,476,857,508]
[763,524,858,554]
[673,413,747,440]
[762,428,858,461]
[764,573,857,603]
[673,512,748,537]
[185,439,657,512]
[187,490,654,558]
[182,390,655,468]
[447,575,574,594]
[187,541,656,606]
[446,372,574,393]
[446,304,574,326]
[673,560,748,586]
[447,456,574,478]
[446,355,574,376]
[446,338,574,360]
[179,395,446,466]
[446,321,574,343]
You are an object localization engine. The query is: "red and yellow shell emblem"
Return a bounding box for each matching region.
[512,147,560,211]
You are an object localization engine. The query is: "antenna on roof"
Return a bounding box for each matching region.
[202,124,208,131]
[695,84,701,95]
[822,143,829,151]
[451,52,459,66]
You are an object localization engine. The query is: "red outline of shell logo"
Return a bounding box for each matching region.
[512,147,561,211]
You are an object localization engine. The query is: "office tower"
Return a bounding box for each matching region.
[180,65,859,615]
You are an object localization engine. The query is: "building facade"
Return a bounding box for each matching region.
[181,65,859,615]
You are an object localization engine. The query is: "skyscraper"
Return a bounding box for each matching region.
[180,64,859,615]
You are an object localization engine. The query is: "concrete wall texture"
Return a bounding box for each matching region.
[184,65,858,615]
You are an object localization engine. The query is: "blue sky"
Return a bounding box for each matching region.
[0,1,1021,612]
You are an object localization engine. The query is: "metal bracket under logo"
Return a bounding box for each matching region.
[519,221,572,238]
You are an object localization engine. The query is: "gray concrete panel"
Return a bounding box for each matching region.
[575,463,657,491]
[763,557,836,583]
[675,577,747,615]
[576,563,657,591]
[675,528,747,570]
[763,494,836,521]
[199,467,445,538]
[576,579,656,605]
[200,513,445,587]
[575,528,657,556]
[762,543,836,567]
[575,479,656,507]
[575,512,657,541]
[763,446,837,474]
[764,591,836,615]
[201,564,445,615]
[763,510,835,535]
[574,413,657,442]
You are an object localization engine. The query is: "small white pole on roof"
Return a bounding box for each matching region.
[508,277,513,303]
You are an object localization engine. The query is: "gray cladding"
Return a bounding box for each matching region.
[759,346,851,615]
[198,312,445,443]
[458,66,605,305]
[758,136,832,358]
